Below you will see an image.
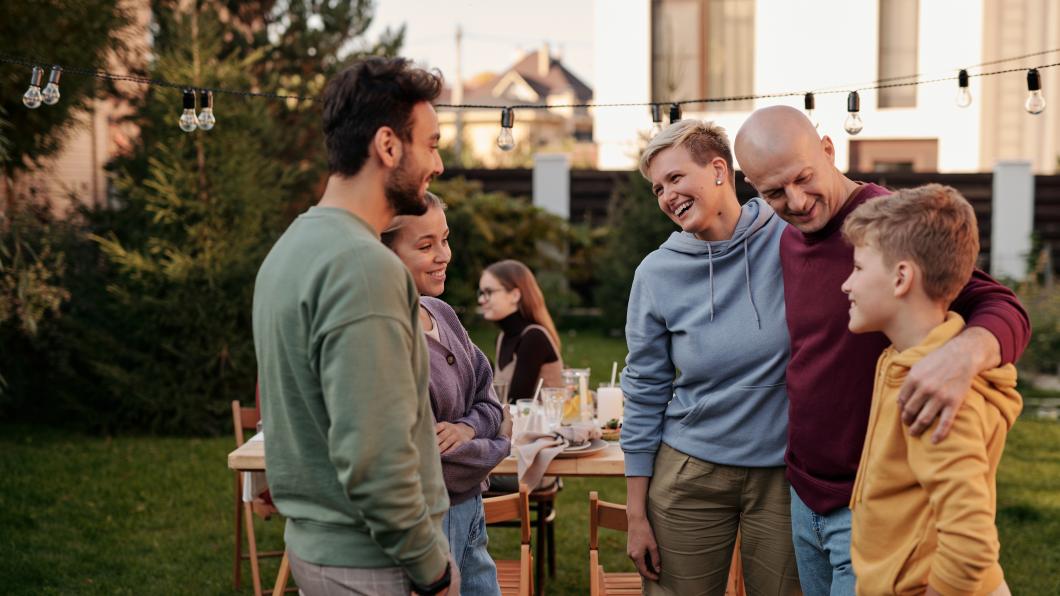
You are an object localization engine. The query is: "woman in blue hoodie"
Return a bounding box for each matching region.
[621,120,800,595]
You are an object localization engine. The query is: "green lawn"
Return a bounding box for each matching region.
[1,327,1057,594]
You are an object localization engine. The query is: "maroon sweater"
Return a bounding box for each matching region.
[782,183,1030,514]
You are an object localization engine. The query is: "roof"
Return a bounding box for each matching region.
[446,49,593,106]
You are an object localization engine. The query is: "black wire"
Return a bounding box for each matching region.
[2,51,1057,111]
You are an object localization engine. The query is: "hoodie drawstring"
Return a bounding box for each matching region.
[743,238,762,329]
[707,243,715,321]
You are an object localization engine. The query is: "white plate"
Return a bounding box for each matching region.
[555,438,609,458]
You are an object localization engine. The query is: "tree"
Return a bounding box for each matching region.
[0,0,134,176]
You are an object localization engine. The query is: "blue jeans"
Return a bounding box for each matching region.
[443,494,501,596]
[790,487,856,596]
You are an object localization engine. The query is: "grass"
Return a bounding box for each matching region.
[1,327,1057,594]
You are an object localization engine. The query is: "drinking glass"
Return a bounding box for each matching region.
[540,387,570,431]
[514,398,537,435]
[492,380,510,407]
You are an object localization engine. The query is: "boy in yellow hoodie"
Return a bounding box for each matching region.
[839,184,1022,596]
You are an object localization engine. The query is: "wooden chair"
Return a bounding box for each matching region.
[484,477,561,595]
[587,492,747,596]
[484,484,534,596]
[231,400,294,596]
[588,492,641,596]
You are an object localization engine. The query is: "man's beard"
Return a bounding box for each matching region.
[385,154,429,217]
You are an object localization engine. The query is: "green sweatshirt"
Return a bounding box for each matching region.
[253,206,449,585]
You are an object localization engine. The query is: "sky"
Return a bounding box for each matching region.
[364,0,595,88]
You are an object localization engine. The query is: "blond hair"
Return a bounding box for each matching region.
[483,260,562,351]
[842,184,979,303]
[639,119,735,185]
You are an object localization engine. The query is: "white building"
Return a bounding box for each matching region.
[593,0,1060,173]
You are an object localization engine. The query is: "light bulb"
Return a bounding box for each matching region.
[496,108,515,151]
[650,104,663,136]
[804,92,819,128]
[41,65,62,106]
[197,90,215,131]
[22,66,43,109]
[179,89,198,132]
[844,91,863,135]
[955,69,972,108]
[1025,69,1046,115]
[669,103,681,123]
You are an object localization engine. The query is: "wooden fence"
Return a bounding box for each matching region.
[440,168,1060,275]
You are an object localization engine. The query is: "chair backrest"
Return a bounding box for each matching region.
[589,491,628,550]
[231,400,260,448]
[484,483,532,545]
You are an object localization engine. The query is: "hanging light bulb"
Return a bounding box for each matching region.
[179,89,199,132]
[955,69,972,108]
[22,66,44,109]
[669,103,681,123]
[844,91,864,135]
[803,92,818,128]
[197,90,215,131]
[650,104,664,135]
[496,108,515,151]
[1025,68,1046,115]
[41,65,62,106]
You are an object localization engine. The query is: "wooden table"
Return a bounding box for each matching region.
[228,435,626,476]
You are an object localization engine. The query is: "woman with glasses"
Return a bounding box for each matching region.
[477,260,564,402]
[382,193,511,596]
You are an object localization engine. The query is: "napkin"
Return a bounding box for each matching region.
[555,422,601,446]
[513,431,567,491]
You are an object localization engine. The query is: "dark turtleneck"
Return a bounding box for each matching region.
[496,311,560,401]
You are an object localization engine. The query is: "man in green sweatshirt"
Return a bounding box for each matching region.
[252,57,455,595]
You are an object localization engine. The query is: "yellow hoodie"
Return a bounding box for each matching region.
[850,313,1022,596]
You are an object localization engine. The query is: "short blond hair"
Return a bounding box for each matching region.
[639,119,735,184]
[842,184,979,303]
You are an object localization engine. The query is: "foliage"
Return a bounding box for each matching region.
[592,169,677,331]
[1014,249,1060,376]
[0,0,134,175]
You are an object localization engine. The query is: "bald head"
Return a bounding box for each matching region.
[734,106,821,176]
[734,105,854,234]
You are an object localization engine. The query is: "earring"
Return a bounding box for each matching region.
[715,179,723,185]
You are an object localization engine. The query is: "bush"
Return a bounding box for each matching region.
[592,170,677,331]
[1015,251,1060,376]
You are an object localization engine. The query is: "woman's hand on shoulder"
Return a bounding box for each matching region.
[435,421,475,454]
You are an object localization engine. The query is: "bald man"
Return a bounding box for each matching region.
[733,106,1029,596]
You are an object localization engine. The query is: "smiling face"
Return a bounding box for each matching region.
[647,145,729,238]
[389,204,451,297]
[385,101,444,216]
[841,240,900,334]
[477,271,520,321]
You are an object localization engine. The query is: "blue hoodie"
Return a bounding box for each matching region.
[621,198,790,476]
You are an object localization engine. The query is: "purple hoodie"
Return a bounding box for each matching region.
[421,296,511,504]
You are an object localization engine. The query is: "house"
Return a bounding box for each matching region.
[593,0,1060,173]
[438,43,596,168]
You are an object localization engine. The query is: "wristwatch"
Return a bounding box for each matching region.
[411,561,451,595]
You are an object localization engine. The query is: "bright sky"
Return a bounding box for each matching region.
[365,0,595,88]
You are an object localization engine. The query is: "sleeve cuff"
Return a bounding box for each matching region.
[403,536,450,587]
[966,312,1021,365]
[623,450,657,477]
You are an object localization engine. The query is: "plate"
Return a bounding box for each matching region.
[555,438,609,458]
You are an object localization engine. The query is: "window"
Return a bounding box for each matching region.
[848,139,938,172]
[877,0,919,108]
[652,0,755,111]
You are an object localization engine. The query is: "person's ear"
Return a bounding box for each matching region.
[711,157,728,186]
[821,135,836,165]
[509,287,522,305]
[373,126,402,169]
[893,260,914,298]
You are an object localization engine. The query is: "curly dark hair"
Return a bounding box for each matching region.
[321,57,443,177]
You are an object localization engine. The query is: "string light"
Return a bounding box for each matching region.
[1025,68,1046,114]
[669,103,681,123]
[803,92,818,127]
[496,107,514,151]
[41,65,62,105]
[197,90,215,130]
[844,91,864,135]
[22,66,44,109]
[650,104,663,135]
[179,89,199,132]
[956,69,972,108]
